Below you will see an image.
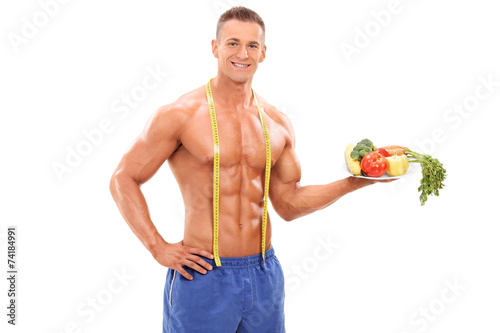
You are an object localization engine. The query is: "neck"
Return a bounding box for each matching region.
[210,75,254,109]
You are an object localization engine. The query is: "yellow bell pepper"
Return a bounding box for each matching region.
[386,152,409,176]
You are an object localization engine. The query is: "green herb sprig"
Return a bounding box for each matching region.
[404,149,447,206]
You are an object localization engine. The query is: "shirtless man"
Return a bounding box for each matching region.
[110,6,391,332]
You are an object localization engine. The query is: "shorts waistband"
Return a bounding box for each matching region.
[204,246,275,268]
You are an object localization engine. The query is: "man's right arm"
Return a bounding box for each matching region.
[109,103,213,280]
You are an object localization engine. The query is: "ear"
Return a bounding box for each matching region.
[259,44,267,63]
[211,39,219,58]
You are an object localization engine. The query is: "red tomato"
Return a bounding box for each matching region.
[361,152,388,177]
[373,148,390,157]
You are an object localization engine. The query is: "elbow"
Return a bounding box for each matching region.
[109,170,131,200]
[109,167,143,200]
[277,195,316,222]
[277,210,292,222]
[273,191,301,222]
[276,203,300,222]
[272,204,290,222]
[109,171,120,200]
[282,210,302,222]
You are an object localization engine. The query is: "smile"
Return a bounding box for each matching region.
[231,62,251,68]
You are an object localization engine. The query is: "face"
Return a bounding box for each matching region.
[212,19,266,83]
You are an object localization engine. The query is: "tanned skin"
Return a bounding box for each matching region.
[110,19,393,280]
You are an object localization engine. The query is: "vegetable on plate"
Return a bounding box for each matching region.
[386,152,409,177]
[380,145,408,156]
[344,143,361,176]
[350,139,376,161]
[344,138,447,206]
[360,152,388,177]
[404,149,446,206]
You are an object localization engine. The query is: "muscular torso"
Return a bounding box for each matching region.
[167,86,289,257]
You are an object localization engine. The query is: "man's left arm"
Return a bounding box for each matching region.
[269,116,382,222]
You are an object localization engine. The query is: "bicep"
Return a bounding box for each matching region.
[113,105,187,185]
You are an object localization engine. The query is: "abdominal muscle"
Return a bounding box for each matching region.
[167,145,272,258]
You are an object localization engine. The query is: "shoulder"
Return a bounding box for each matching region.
[255,93,295,141]
[144,85,207,137]
[150,85,206,125]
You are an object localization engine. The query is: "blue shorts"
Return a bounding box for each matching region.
[163,247,285,332]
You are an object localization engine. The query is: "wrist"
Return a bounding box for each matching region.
[146,232,168,258]
[345,176,375,192]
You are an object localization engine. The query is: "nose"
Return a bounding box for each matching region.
[237,46,248,59]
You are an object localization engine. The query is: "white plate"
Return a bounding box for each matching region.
[343,161,418,179]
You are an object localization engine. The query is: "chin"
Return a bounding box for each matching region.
[227,71,255,84]
[231,76,251,84]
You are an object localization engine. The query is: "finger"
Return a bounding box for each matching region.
[187,254,213,271]
[188,247,214,260]
[183,259,208,275]
[176,266,193,281]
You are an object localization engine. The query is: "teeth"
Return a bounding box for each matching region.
[233,62,249,67]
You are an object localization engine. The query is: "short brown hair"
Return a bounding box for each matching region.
[216,6,266,43]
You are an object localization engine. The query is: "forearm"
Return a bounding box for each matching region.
[284,177,374,221]
[109,173,165,256]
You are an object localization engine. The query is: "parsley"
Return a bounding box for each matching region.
[405,149,447,206]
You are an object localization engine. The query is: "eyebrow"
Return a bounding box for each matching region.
[226,38,260,46]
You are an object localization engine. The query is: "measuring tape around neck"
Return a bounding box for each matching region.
[205,78,271,266]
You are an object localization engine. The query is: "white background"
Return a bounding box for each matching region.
[1,0,499,332]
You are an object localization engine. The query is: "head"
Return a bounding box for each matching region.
[212,7,267,83]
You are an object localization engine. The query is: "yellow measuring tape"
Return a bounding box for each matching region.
[205,79,271,267]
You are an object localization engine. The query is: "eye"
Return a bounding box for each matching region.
[249,45,258,49]
[228,42,237,46]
